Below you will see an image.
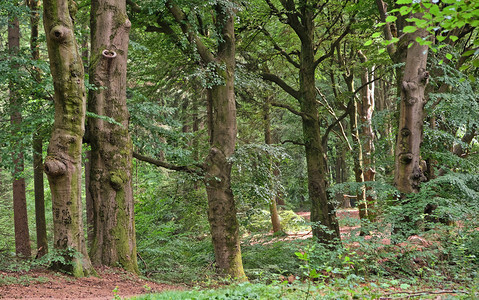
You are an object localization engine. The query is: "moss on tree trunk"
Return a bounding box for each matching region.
[43,0,95,277]
[87,0,138,274]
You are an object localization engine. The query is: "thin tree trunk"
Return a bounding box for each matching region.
[264,97,282,233]
[28,0,48,259]
[358,51,377,222]
[88,0,139,273]
[349,98,367,228]
[43,0,95,276]
[9,13,31,259]
[33,135,47,258]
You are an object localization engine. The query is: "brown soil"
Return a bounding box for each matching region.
[0,266,182,299]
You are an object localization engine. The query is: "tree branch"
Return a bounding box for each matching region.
[262,73,300,100]
[264,0,287,23]
[126,0,141,13]
[321,100,352,148]
[271,101,306,118]
[166,0,215,63]
[281,139,305,146]
[314,23,351,68]
[375,0,397,57]
[261,27,300,68]
[133,151,204,176]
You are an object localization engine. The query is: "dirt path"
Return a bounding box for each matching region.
[0,266,182,299]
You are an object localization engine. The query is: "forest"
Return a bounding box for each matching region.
[0,0,478,298]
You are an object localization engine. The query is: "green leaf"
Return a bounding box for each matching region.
[396,0,412,4]
[399,5,413,15]
[364,40,373,46]
[403,26,417,33]
[436,35,446,42]
[371,32,382,38]
[386,15,397,23]
[430,5,440,16]
[450,35,458,42]
[462,49,476,56]
[445,53,453,60]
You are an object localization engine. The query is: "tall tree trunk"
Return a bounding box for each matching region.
[261,2,342,245]
[358,51,376,222]
[203,7,245,278]
[344,74,368,233]
[87,0,139,273]
[263,97,282,233]
[28,0,48,259]
[349,98,367,227]
[42,0,95,276]
[33,135,47,257]
[9,12,31,259]
[394,21,429,194]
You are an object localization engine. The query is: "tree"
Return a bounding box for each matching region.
[28,0,48,258]
[263,96,282,233]
[87,0,139,273]
[376,0,430,194]
[42,0,95,276]
[258,0,351,244]
[131,0,246,278]
[8,7,31,258]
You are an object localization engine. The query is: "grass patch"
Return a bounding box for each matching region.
[0,274,50,286]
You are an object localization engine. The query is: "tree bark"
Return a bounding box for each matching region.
[9,13,31,259]
[358,51,376,222]
[43,0,95,276]
[394,21,429,194]
[28,0,48,259]
[33,135,47,258]
[203,8,245,277]
[87,0,139,273]
[343,74,369,233]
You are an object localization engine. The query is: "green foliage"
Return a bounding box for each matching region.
[0,274,49,286]
[231,144,289,207]
[239,209,306,233]
[130,282,318,300]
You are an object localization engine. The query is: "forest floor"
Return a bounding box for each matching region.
[0,209,373,300]
[0,266,183,299]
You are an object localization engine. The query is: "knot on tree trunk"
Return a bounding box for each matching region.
[50,25,71,42]
[399,152,413,164]
[44,156,67,177]
[102,49,117,58]
[109,171,126,191]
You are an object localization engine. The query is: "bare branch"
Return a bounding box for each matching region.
[271,101,307,118]
[133,151,204,176]
[314,24,351,68]
[262,73,300,100]
[321,100,353,148]
[281,139,305,146]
